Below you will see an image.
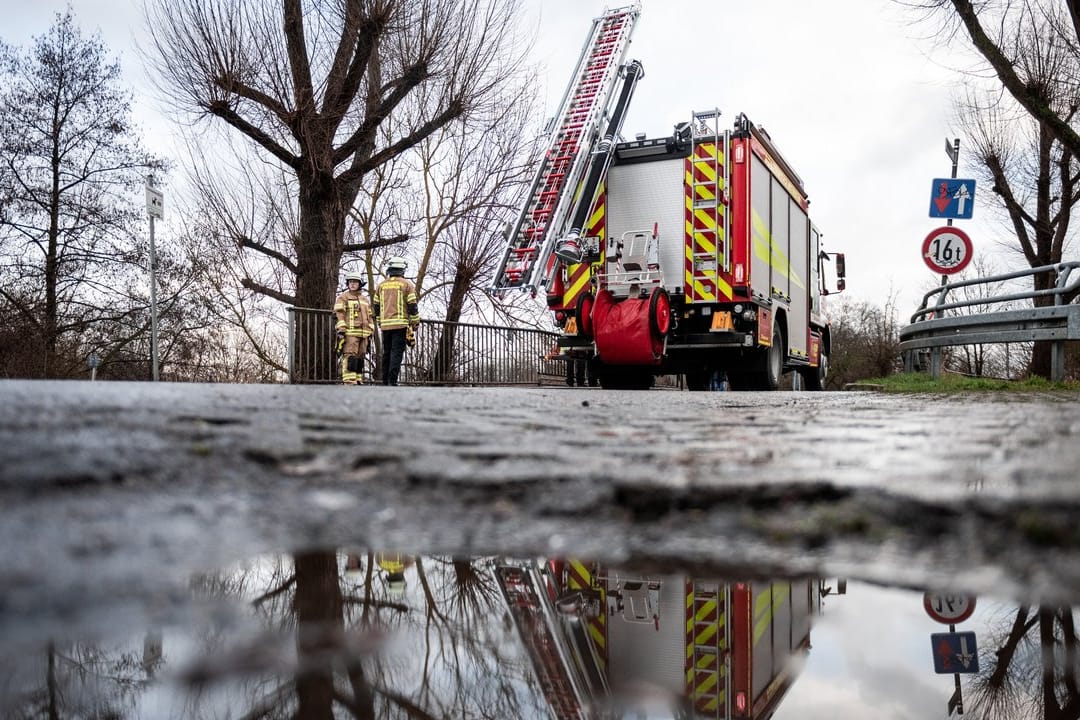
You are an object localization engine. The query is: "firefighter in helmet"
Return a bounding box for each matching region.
[333,271,374,384]
[373,256,420,386]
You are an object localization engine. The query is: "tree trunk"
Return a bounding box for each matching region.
[293,551,343,719]
[431,266,474,383]
[293,178,347,382]
[1028,271,1056,378]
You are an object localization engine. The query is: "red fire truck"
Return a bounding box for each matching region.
[489,4,845,390]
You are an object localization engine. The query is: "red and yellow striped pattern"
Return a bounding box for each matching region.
[567,559,607,672]
[685,581,724,717]
[562,183,606,310]
[684,142,732,303]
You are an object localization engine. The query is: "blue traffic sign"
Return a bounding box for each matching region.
[929,178,977,219]
[931,632,980,674]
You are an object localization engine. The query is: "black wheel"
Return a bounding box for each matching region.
[726,373,752,391]
[761,329,783,390]
[742,328,783,390]
[598,367,653,390]
[800,352,828,390]
[685,368,710,391]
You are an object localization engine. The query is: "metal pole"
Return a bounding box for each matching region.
[149,213,159,381]
[942,138,960,290]
[286,308,295,383]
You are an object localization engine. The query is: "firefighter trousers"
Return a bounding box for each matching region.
[381,328,408,386]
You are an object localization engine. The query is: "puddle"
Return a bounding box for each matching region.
[1,550,1070,719]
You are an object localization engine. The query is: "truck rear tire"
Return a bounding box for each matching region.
[737,328,782,391]
[800,352,828,390]
[598,367,653,390]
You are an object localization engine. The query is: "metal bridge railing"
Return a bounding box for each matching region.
[286,307,564,385]
[899,262,1080,382]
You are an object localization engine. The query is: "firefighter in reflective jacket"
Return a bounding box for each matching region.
[373,256,420,386]
[333,271,374,385]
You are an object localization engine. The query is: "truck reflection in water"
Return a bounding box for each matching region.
[497,560,821,719]
[6,550,1079,719]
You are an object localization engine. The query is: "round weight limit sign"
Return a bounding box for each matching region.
[924,592,977,624]
[922,226,973,275]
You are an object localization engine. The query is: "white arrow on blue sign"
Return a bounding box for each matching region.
[931,632,980,674]
[929,178,977,219]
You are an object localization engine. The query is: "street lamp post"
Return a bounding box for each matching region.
[146,177,164,381]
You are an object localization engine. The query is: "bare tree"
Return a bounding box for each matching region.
[942,0,1080,161]
[143,0,530,323]
[0,11,165,378]
[908,0,1080,378]
[390,81,543,381]
[827,293,903,387]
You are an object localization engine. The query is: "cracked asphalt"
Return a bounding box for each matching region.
[3,379,1080,649]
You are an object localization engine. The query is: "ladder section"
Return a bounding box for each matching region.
[495,562,592,719]
[685,580,726,719]
[685,109,730,303]
[489,4,641,295]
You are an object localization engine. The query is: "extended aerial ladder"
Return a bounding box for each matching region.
[494,561,607,719]
[488,4,643,296]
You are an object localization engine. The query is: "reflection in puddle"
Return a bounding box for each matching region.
[2,551,1075,719]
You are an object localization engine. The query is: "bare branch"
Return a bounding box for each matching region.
[240,277,296,306]
[238,235,299,275]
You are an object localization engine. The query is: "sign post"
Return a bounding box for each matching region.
[924,592,977,716]
[146,178,164,382]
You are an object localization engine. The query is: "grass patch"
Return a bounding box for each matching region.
[859,372,1080,393]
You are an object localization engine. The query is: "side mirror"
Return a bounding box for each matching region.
[837,278,846,292]
[835,253,846,279]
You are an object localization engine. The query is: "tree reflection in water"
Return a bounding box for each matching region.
[7,554,1080,720]
[968,605,1080,720]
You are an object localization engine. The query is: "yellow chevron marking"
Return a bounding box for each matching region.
[753,582,790,646]
[568,559,590,586]
[695,623,717,647]
[587,202,605,234]
[694,207,718,230]
[751,209,806,290]
[696,670,719,696]
[564,267,591,304]
[753,586,772,645]
[693,162,717,184]
[588,622,606,648]
[694,184,717,202]
[693,279,716,302]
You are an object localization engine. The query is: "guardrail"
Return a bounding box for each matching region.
[286,307,564,385]
[898,262,1080,382]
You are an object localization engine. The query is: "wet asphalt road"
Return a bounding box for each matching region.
[2,379,1080,646]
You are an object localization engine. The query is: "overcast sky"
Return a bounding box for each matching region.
[2,0,1010,317]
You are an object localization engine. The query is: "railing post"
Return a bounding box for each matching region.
[930,347,942,379]
[1052,341,1065,382]
[287,307,295,384]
